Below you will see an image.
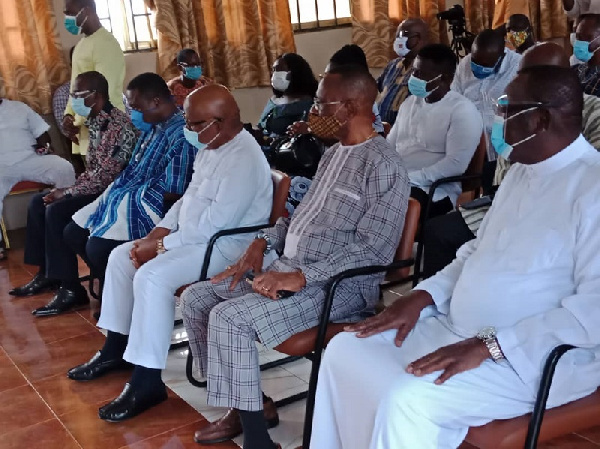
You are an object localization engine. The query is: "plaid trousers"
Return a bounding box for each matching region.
[180,273,369,411]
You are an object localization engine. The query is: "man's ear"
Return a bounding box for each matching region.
[532,108,551,135]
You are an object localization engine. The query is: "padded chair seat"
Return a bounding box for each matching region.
[10,181,51,194]
[274,323,349,356]
[465,388,600,448]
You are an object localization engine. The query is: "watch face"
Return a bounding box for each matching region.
[478,326,496,339]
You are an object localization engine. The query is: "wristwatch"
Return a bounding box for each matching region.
[255,231,273,255]
[476,326,505,362]
[156,237,167,255]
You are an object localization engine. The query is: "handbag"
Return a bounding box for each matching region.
[270,134,324,178]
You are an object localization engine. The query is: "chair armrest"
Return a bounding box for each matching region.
[312,258,415,353]
[199,223,270,281]
[424,173,483,220]
[525,344,576,449]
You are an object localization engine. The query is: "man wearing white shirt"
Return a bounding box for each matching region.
[309,65,600,449]
[0,99,75,257]
[388,44,482,217]
[451,29,521,159]
[67,84,273,422]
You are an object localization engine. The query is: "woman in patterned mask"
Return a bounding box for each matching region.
[506,14,535,54]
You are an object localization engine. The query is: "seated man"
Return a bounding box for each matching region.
[376,18,429,126]
[29,73,197,317]
[10,71,137,298]
[182,66,409,449]
[310,65,600,449]
[0,98,75,259]
[67,84,273,422]
[452,29,521,159]
[505,14,535,54]
[423,41,600,278]
[573,14,600,97]
[387,44,482,218]
[167,48,212,108]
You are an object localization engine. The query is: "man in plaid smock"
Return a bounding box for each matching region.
[181,66,410,449]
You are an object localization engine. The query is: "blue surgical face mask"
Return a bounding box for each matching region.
[471,56,502,80]
[71,96,93,118]
[407,74,441,98]
[491,107,538,159]
[64,8,86,35]
[183,120,218,150]
[573,36,600,62]
[131,109,153,132]
[184,66,203,81]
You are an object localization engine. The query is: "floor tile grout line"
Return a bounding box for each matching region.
[0,417,57,439]
[113,418,206,449]
[0,346,85,449]
[574,433,600,446]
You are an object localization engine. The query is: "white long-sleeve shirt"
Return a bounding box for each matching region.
[387,91,482,204]
[160,129,272,261]
[566,0,600,17]
[451,50,521,160]
[417,135,600,400]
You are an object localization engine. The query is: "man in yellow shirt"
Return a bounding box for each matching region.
[62,0,125,157]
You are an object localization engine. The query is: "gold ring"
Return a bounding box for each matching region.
[226,265,232,270]
[262,286,269,291]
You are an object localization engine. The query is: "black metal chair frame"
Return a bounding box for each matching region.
[411,173,482,287]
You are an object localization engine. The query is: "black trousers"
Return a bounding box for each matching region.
[24,193,98,280]
[410,186,454,220]
[62,221,128,283]
[422,211,475,279]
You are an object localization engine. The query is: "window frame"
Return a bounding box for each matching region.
[97,0,157,53]
[289,0,352,34]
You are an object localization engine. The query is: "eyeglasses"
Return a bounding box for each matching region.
[185,118,221,131]
[311,99,346,113]
[70,90,95,99]
[398,31,419,39]
[493,95,548,117]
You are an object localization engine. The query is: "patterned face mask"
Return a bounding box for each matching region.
[506,30,530,49]
[307,105,346,140]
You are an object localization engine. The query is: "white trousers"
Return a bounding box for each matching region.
[98,240,231,369]
[0,154,75,242]
[310,313,594,449]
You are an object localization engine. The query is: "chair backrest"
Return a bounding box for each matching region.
[9,181,52,195]
[385,197,421,282]
[461,133,487,193]
[270,169,291,225]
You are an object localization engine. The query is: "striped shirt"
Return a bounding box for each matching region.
[574,64,600,98]
[72,111,197,240]
[376,58,413,125]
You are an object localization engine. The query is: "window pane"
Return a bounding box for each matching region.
[133,16,154,44]
[130,0,149,15]
[100,18,112,32]
[288,0,299,24]
[336,0,351,19]
[317,0,335,21]
[299,1,317,24]
[96,0,110,19]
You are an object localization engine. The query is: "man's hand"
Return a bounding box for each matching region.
[287,121,310,136]
[252,271,306,300]
[407,338,490,385]
[211,238,267,290]
[43,188,67,205]
[62,114,80,144]
[129,238,159,268]
[345,290,434,345]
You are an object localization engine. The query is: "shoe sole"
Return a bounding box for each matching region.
[193,415,279,444]
[32,302,90,317]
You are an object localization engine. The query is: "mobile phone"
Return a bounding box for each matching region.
[460,195,492,210]
[245,271,294,299]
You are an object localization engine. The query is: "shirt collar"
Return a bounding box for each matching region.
[524,134,590,178]
[85,101,114,127]
[155,109,183,131]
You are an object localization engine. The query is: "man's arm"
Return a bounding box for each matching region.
[450,57,468,94]
[299,160,410,283]
[408,101,483,187]
[496,200,600,386]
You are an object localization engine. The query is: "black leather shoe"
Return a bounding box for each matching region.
[67,351,132,381]
[9,274,60,297]
[32,287,89,317]
[98,383,168,422]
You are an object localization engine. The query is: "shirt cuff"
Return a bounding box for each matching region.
[163,231,182,250]
[413,277,451,315]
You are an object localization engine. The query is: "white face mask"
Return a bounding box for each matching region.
[271,71,291,92]
[570,32,576,46]
[393,36,410,57]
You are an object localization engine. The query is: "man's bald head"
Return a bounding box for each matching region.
[185,84,240,123]
[184,84,242,149]
[519,42,569,70]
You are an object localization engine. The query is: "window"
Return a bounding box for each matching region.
[95,0,157,52]
[288,0,352,31]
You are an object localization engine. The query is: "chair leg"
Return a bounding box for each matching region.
[1,217,10,250]
[186,347,207,388]
[301,347,326,449]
